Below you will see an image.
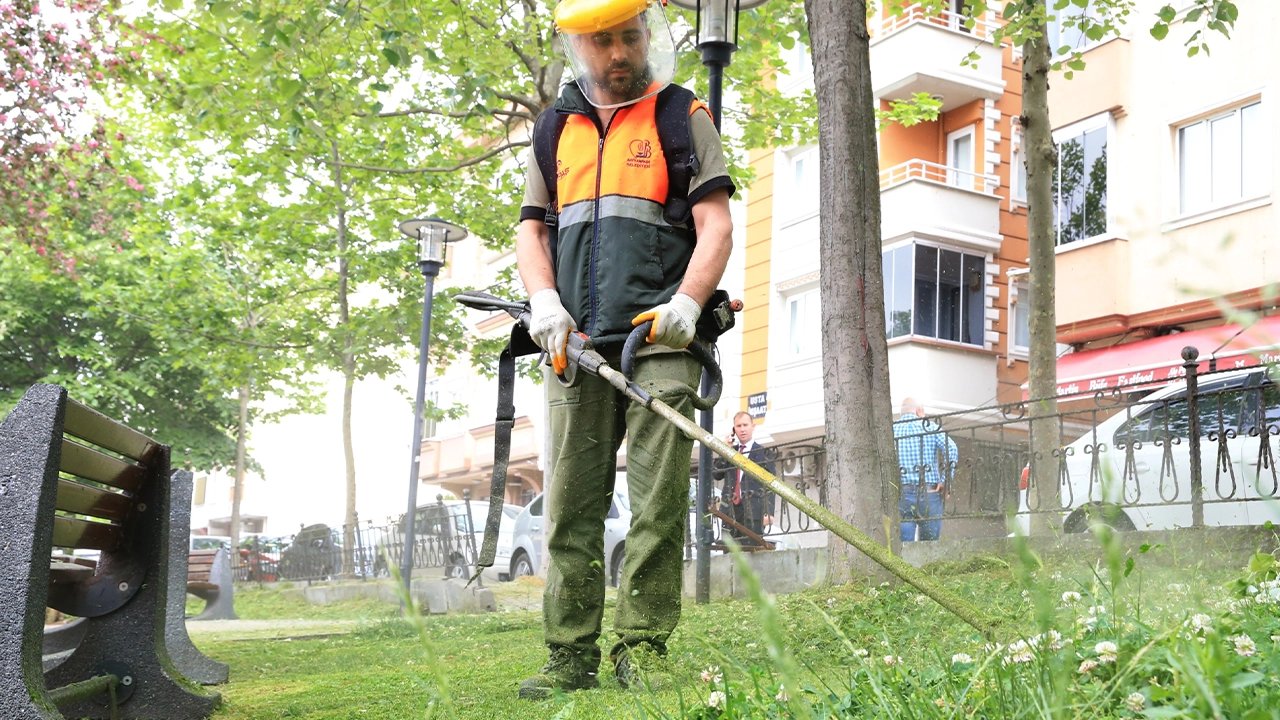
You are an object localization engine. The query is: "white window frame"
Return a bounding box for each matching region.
[782,145,820,225]
[783,286,821,360]
[1175,99,1267,217]
[1052,112,1113,247]
[1007,270,1031,359]
[1047,2,1106,58]
[946,126,976,190]
[1010,124,1028,206]
[882,240,988,348]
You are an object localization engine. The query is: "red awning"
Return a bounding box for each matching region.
[1049,314,1280,396]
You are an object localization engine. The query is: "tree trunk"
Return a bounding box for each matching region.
[805,0,901,580]
[230,382,250,550]
[333,141,358,576]
[1022,6,1062,532]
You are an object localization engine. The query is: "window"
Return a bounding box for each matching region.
[786,146,820,220]
[784,287,821,358]
[1011,127,1028,204]
[1178,100,1266,215]
[1011,278,1031,355]
[1053,115,1109,245]
[947,126,975,189]
[882,243,986,346]
[1047,2,1105,57]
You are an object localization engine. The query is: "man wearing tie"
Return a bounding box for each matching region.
[720,411,776,546]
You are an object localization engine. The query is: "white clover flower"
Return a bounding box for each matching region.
[707,690,726,709]
[867,588,880,599]
[1078,658,1099,674]
[1061,591,1082,603]
[1189,613,1212,632]
[915,594,929,605]
[951,653,973,665]
[775,685,789,702]
[1087,605,1106,617]
[883,655,901,666]
[825,597,836,608]
[1094,641,1118,656]
[1004,646,1034,665]
[700,666,722,684]
[852,648,869,658]
[1167,582,1188,593]
[1124,692,1145,712]
[1232,634,1257,657]
[1271,634,1280,644]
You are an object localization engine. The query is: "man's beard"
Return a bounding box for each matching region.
[594,62,652,103]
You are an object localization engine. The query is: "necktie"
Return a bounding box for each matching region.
[733,445,745,505]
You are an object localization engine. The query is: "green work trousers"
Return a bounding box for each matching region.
[543,350,701,664]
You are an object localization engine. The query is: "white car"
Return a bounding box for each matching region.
[1023,367,1280,533]
[376,500,518,582]
[500,488,632,586]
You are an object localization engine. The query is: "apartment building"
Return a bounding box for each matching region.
[738,0,1276,445]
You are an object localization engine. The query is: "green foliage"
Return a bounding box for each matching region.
[876,92,943,131]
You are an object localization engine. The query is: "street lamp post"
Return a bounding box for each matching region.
[398,217,468,596]
[669,0,770,604]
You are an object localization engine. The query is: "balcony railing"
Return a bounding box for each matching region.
[876,3,998,41]
[879,158,999,195]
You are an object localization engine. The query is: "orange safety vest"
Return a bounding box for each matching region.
[546,84,709,344]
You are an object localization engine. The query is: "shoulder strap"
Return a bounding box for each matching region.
[654,84,700,227]
[533,107,569,226]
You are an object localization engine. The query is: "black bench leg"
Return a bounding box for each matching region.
[44,451,220,719]
[0,384,68,718]
[166,470,231,683]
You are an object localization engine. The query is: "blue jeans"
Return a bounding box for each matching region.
[900,491,943,542]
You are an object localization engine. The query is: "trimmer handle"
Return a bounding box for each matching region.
[622,322,722,411]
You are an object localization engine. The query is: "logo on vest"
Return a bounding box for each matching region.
[555,159,569,180]
[627,139,654,169]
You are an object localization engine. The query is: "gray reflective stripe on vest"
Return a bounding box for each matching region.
[557,195,675,229]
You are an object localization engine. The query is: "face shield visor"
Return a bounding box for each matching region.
[555,0,676,109]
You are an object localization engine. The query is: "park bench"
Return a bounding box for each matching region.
[186,547,238,621]
[1,383,220,718]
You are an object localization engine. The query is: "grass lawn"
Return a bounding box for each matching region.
[191,535,1280,719]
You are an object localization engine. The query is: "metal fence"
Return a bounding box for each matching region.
[230,498,484,585]
[697,357,1280,545]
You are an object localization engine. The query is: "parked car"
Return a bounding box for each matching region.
[189,535,232,552]
[375,500,517,582]
[501,486,632,587]
[1018,367,1280,533]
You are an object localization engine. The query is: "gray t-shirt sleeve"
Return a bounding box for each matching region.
[688,107,736,204]
[519,144,550,222]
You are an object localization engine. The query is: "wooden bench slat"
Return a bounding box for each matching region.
[59,439,145,493]
[49,560,94,584]
[55,478,133,522]
[52,516,121,551]
[63,399,157,461]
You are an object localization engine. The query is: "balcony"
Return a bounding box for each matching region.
[870,5,1005,112]
[887,340,997,416]
[425,417,544,500]
[879,160,1001,252]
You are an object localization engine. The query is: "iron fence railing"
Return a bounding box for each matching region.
[230,498,484,585]
[687,354,1279,546]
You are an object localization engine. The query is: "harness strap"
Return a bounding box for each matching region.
[471,324,521,578]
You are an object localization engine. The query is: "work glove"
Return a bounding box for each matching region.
[528,288,575,375]
[631,293,702,350]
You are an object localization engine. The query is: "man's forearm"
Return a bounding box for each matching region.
[516,218,555,294]
[677,189,732,305]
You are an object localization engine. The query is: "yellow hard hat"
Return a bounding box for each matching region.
[554,0,653,34]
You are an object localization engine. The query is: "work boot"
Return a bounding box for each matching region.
[517,646,599,700]
[611,642,666,690]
